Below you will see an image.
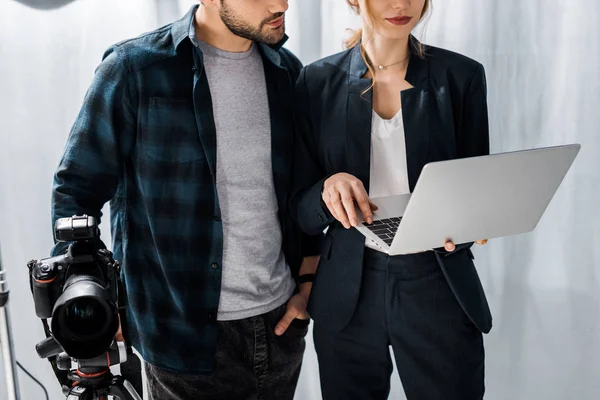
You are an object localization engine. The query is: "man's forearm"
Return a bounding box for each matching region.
[298,255,320,301]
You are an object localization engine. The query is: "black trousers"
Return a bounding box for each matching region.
[313,248,485,400]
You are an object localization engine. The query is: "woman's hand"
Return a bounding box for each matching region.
[444,239,488,252]
[322,173,378,228]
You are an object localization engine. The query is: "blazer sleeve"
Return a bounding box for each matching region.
[289,67,336,236]
[457,63,490,158]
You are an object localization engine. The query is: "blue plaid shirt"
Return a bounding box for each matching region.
[51,6,320,374]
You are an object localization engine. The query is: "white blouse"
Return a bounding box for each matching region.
[366,109,411,252]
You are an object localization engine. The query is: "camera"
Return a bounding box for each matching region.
[28,215,120,360]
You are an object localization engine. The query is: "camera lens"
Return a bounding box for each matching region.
[64,297,106,336]
[51,274,119,359]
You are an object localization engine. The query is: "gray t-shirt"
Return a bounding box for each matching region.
[193,39,296,321]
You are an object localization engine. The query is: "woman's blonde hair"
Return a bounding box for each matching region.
[345,0,431,91]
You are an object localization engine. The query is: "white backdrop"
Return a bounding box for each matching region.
[1,1,599,399]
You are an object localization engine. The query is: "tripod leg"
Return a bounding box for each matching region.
[0,305,20,400]
[1,263,21,400]
[107,377,143,400]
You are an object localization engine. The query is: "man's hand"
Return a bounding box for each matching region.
[274,293,310,336]
[444,239,488,252]
[323,173,378,228]
[274,256,318,335]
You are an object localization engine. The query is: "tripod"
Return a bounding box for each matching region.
[64,366,141,400]
[37,337,142,400]
[0,244,21,400]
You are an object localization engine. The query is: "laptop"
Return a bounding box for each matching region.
[356,144,581,255]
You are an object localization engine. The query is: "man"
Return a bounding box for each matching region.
[51,1,320,399]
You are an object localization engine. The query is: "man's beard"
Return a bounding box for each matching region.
[220,0,285,45]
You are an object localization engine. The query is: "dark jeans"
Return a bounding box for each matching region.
[314,248,485,400]
[145,304,309,400]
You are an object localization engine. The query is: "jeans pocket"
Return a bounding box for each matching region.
[286,318,310,343]
[289,317,310,330]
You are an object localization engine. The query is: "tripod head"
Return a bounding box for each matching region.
[36,336,142,400]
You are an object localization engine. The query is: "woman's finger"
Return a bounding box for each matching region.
[328,190,350,228]
[323,192,339,221]
[341,191,359,227]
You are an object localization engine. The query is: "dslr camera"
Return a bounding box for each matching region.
[28,215,120,360]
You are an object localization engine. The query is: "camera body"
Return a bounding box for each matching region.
[29,215,121,360]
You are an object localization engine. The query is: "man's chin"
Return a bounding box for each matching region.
[236,24,285,45]
[262,27,286,45]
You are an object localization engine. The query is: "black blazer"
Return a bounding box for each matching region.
[290,40,493,334]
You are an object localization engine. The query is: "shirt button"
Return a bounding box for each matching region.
[211,263,219,269]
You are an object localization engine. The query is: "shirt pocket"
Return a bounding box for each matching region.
[141,97,205,163]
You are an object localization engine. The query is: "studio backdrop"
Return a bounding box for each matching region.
[1,0,599,399]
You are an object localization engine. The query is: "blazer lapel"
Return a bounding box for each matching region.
[401,38,433,191]
[346,45,374,192]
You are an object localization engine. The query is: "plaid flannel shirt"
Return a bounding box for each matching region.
[51,6,320,374]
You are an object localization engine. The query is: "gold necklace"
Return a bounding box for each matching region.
[376,56,410,70]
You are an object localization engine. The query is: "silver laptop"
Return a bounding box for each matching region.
[356,144,581,255]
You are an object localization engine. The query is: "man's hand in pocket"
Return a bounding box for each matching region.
[274,294,309,336]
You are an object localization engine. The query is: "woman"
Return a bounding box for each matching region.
[290,0,492,399]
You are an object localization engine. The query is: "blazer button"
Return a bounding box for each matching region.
[211,263,219,269]
[213,215,221,222]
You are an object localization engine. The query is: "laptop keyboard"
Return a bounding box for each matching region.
[363,217,403,247]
